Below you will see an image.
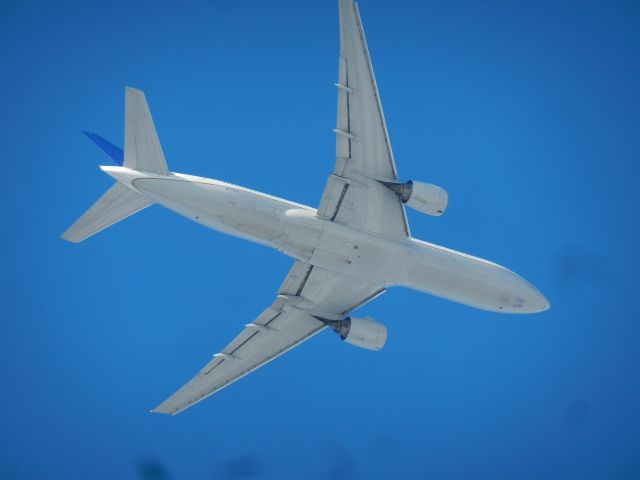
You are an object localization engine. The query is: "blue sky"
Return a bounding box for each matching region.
[1,0,639,478]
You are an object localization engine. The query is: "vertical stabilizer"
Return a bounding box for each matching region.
[124,87,169,175]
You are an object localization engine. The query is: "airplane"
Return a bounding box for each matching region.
[62,0,549,415]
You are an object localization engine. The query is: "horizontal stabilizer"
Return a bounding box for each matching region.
[82,131,124,165]
[61,182,152,243]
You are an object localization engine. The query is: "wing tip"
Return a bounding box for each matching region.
[60,232,80,243]
[151,403,182,416]
[150,408,169,415]
[150,408,170,415]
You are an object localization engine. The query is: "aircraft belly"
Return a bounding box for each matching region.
[309,222,403,283]
[132,177,285,247]
[402,240,548,313]
[127,176,546,314]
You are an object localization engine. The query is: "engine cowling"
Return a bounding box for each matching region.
[329,316,387,351]
[383,180,448,216]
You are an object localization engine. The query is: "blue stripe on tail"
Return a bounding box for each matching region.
[82,131,124,166]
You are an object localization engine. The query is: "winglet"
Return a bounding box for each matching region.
[82,131,124,165]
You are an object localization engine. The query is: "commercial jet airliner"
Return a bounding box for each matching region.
[62,0,549,415]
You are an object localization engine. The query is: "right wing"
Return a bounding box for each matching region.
[153,261,383,415]
[317,0,410,239]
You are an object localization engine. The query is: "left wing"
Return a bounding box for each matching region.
[153,261,383,415]
[152,300,324,415]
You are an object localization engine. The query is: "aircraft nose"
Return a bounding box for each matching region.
[505,270,550,313]
[518,280,550,313]
[530,293,551,313]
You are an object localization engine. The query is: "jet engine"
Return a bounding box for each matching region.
[326,316,387,351]
[382,180,448,216]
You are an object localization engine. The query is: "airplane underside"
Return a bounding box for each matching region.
[104,166,549,315]
[62,0,549,414]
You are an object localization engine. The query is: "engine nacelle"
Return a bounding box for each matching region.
[383,180,448,216]
[329,316,387,351]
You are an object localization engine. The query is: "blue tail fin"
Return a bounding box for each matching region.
[82,131,124,166]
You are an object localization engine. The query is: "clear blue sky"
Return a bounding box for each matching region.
[1,0,639,479]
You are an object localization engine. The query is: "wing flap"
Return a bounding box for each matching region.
[317,175,352,222]
[280,261,384,315]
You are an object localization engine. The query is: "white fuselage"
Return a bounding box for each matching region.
[103,166,549,314]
